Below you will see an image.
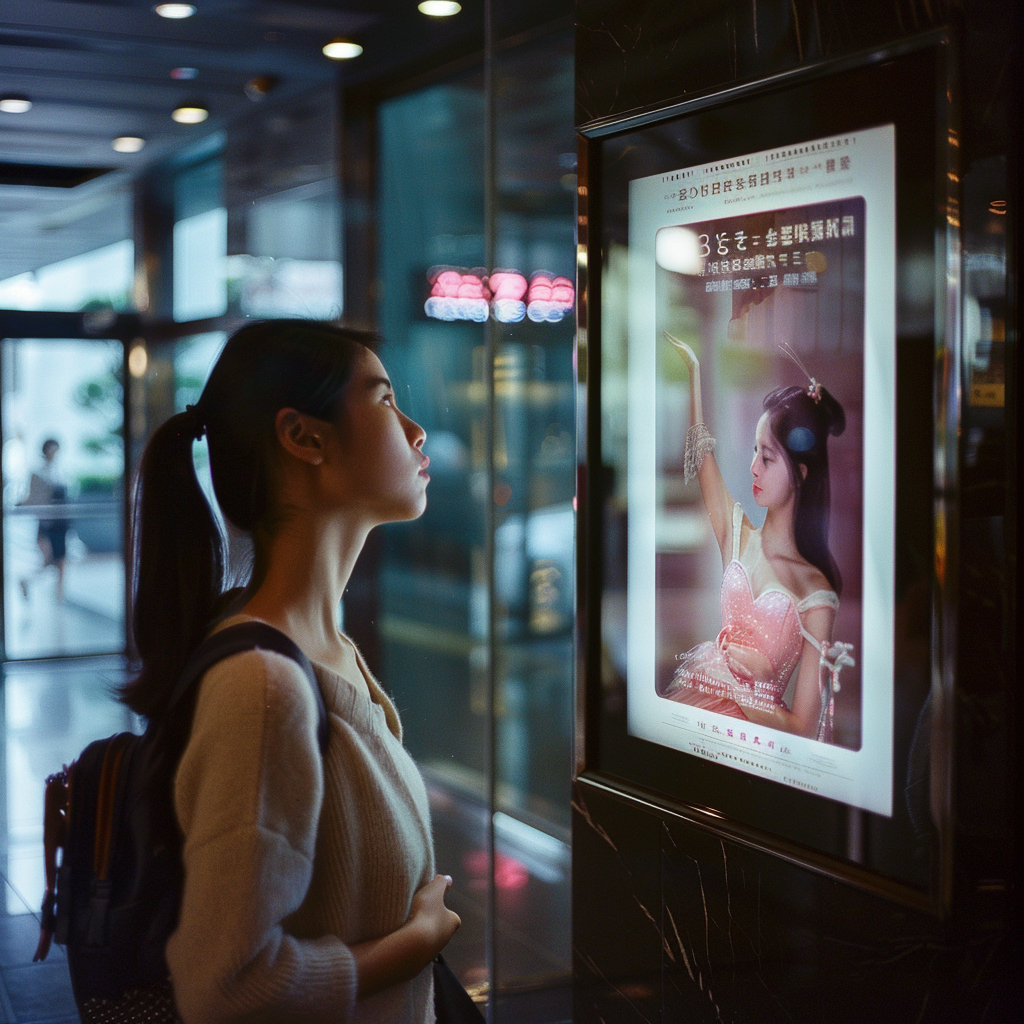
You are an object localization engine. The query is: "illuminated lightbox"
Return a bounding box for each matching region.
[626,127,894,815]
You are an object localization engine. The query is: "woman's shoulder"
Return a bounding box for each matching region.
[764,553,834,605]
[791,562,837,608]
[202,615,319,692]
[194,645,322,741]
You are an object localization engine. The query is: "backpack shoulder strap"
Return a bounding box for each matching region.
[167,622,328,755]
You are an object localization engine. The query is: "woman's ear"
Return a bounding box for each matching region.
[275,408,325,466]
[799,462,808,481]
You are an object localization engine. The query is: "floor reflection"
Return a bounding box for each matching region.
[4,516,124,661]
[0,658,570,1023]
[1,656,130,1022]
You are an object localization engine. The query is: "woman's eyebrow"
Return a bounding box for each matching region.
[365,375,393,392]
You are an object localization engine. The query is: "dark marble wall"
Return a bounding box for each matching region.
[573,783,1012,1022]
[576,1,1010,161]
[573,1,1018,1020]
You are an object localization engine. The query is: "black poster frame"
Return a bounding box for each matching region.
[574,33,958,914]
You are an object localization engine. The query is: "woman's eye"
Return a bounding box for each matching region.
[382,394,394,406]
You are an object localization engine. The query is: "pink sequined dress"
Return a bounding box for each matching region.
[658,503,838,720]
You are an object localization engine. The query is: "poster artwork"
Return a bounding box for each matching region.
[626,127,896,815]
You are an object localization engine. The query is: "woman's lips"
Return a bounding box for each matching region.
[752,483,762,496]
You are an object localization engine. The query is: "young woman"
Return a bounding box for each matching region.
[125,320,459,1022]
[656,334,850,741]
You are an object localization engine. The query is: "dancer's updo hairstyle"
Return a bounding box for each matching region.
[762,384,846,595]
[123,319,378,722]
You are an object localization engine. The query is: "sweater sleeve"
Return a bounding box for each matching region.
[166,650,357,1024]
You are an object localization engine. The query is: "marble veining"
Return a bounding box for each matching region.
[575,0,971,126]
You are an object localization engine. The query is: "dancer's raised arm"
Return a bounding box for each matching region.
[666,333,737,563]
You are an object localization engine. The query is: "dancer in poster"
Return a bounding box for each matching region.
[656,334,853,741]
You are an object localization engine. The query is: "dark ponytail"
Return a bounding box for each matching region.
[122,319,378,725]
[762,384,846,595]
[122,411,224,720]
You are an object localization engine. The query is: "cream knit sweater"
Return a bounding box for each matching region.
[166,618,436,1023]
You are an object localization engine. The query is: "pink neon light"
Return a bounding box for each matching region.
[424,266,574,324]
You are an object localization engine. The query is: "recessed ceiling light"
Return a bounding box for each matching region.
[418,1,462,16]
[0,95,32,114]
[322,39,363,60]
[154,4,196,18]
[172,104,208,124]
[128,344,148,378]
[113,136,146,153]
[171,67,199,80]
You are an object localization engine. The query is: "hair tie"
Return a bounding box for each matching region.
[185,404,206,442]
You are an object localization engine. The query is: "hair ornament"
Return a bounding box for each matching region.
[786,426,816,452]
[778,342,823,404]
[185,404,206,442]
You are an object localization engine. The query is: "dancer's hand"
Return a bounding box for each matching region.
[665,332,699,372]
[665,332,704,427]
[724,643,773,686]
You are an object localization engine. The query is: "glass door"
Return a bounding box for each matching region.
[374,26,575,1017]
[1,337,126,659]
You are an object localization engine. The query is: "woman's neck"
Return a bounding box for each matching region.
[241,511,370,665]
[759,501,799,560]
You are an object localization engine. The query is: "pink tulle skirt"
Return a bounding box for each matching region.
[658,641,750,719]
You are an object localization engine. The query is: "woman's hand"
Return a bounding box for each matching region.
[352,874,461,999]
[408,874,462,957]
[664,331,739,556]
[723,642,774,685]
[665,332,699,374]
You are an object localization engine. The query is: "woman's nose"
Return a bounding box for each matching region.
[406,414,426,449]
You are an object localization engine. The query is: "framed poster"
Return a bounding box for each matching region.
[576,37,956,903]
[628,129,893,815]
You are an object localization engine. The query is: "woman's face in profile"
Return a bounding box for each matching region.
[328,348,430,524]
[750,413,797,510]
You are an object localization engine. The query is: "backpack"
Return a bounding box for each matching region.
[33,621,329,1015]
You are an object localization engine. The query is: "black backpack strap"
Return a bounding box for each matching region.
[167,622,329,755]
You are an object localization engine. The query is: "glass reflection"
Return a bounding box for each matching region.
[2,339,125,659]
[174,159,227,322]
[377,70,490,997]
[0,241,134,313]
[376,27,575,1011]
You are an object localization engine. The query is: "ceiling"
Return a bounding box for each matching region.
[0,0,490,281]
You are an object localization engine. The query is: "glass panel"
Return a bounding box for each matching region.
[491,30,575,1010]
[0,240,135,312]
[174,210,228,322]
[377,71,490,1004]
[2,339,125,658]
[174,159,227,322]
[227,183,343,319]
[0,186,133,311]
[224,85,342,321]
